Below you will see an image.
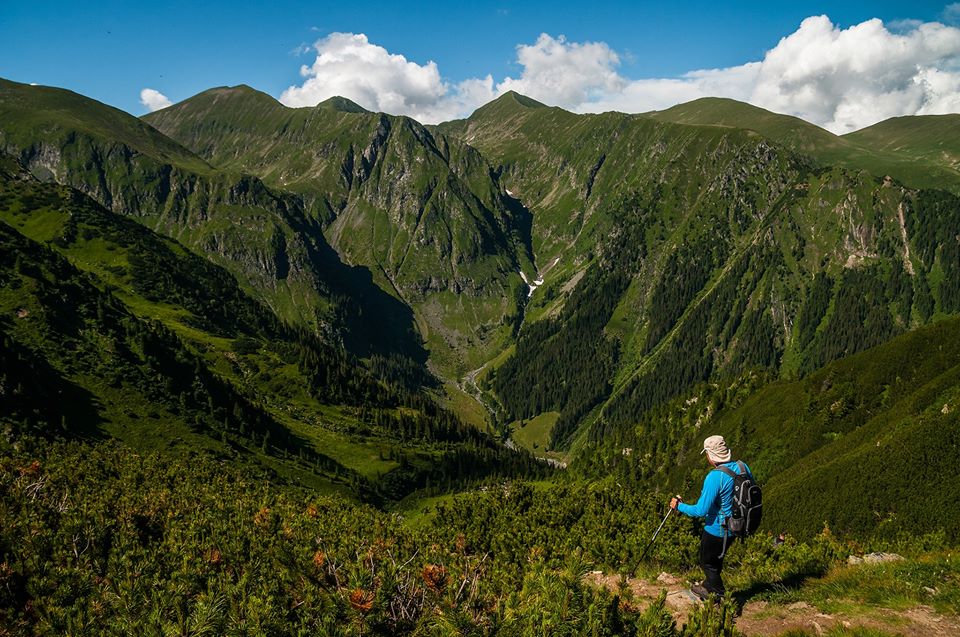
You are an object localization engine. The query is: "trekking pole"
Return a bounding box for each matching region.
[640,496,681,560]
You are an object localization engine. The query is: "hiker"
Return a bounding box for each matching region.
[669,435,756,601]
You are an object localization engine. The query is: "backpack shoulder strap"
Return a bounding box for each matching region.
[714,464,738,479]
[735,460,755,481]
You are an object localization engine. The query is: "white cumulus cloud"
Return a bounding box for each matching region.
[281,16,960,132]
[738,16,960,132]
[140,88,173,112]
[496,34,627,106]
[582,16,960,132]
[279,32,477,123]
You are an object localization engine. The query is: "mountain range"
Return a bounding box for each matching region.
[2,76,959,532]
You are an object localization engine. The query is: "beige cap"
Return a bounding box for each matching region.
[701,435,732,463]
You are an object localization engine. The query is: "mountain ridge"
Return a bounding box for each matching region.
[0,78,440,368]
[144,83,535,377]
[435,88,960,454]
[317,95,369,113]
[4,76,960,491]
[643,95,960,193]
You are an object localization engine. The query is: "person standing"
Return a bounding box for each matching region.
[669,435,754,601]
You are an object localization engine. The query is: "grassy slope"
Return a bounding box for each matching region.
[646,97,843,154]
[646,97,960,193]
[510,411,560,452]
[0,78,212,175]
[146,85,371,198]
[0,163,543,502]
[652,316,960,540]
[0,214,357,498]
[844,113,960,171]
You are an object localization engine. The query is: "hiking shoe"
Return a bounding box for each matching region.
[690,583,724,604]
[689,583,710,601]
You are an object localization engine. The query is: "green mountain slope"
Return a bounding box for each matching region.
[441,93,960,452]
[0,158,545,501]
[0,200,347,492]
[646,97,960,193]
[579,315,960,541]
[0,78,212,176]
[317,95,370,113]
[0,78,428,371]
[844,114,960,171]
[144,86,533,376]
[646,97,842,155]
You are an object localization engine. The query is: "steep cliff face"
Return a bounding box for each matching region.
[146,86,532,374]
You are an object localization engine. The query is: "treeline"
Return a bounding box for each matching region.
[644,240,721,352]
[798,265,900,374]
[908,190,960,314]
[375,444,551,501]
[604,243,776,428]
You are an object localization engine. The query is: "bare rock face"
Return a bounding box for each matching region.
[847,552,904,565]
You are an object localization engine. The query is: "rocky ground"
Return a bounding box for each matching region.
[584,570,960,636]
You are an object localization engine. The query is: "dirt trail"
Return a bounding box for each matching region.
[584,572,960,636]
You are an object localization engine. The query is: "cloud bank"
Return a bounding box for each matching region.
[281,16,960,132]
[140,88,172,112]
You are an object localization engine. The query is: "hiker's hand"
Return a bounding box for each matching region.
[669,496,681,510]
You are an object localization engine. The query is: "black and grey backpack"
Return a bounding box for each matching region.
[716,461,762,537]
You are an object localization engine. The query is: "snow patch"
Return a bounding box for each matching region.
[527,278,544,297]
[518,258,560,297]
[519,269,546,297]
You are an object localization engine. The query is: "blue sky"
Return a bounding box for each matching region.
[2,1,959,131]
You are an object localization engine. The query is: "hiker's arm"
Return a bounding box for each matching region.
[677,472,720,518]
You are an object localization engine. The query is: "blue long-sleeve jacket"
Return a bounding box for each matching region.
[677,461,752,537]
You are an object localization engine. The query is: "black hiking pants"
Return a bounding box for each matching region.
[700,530,731,596]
